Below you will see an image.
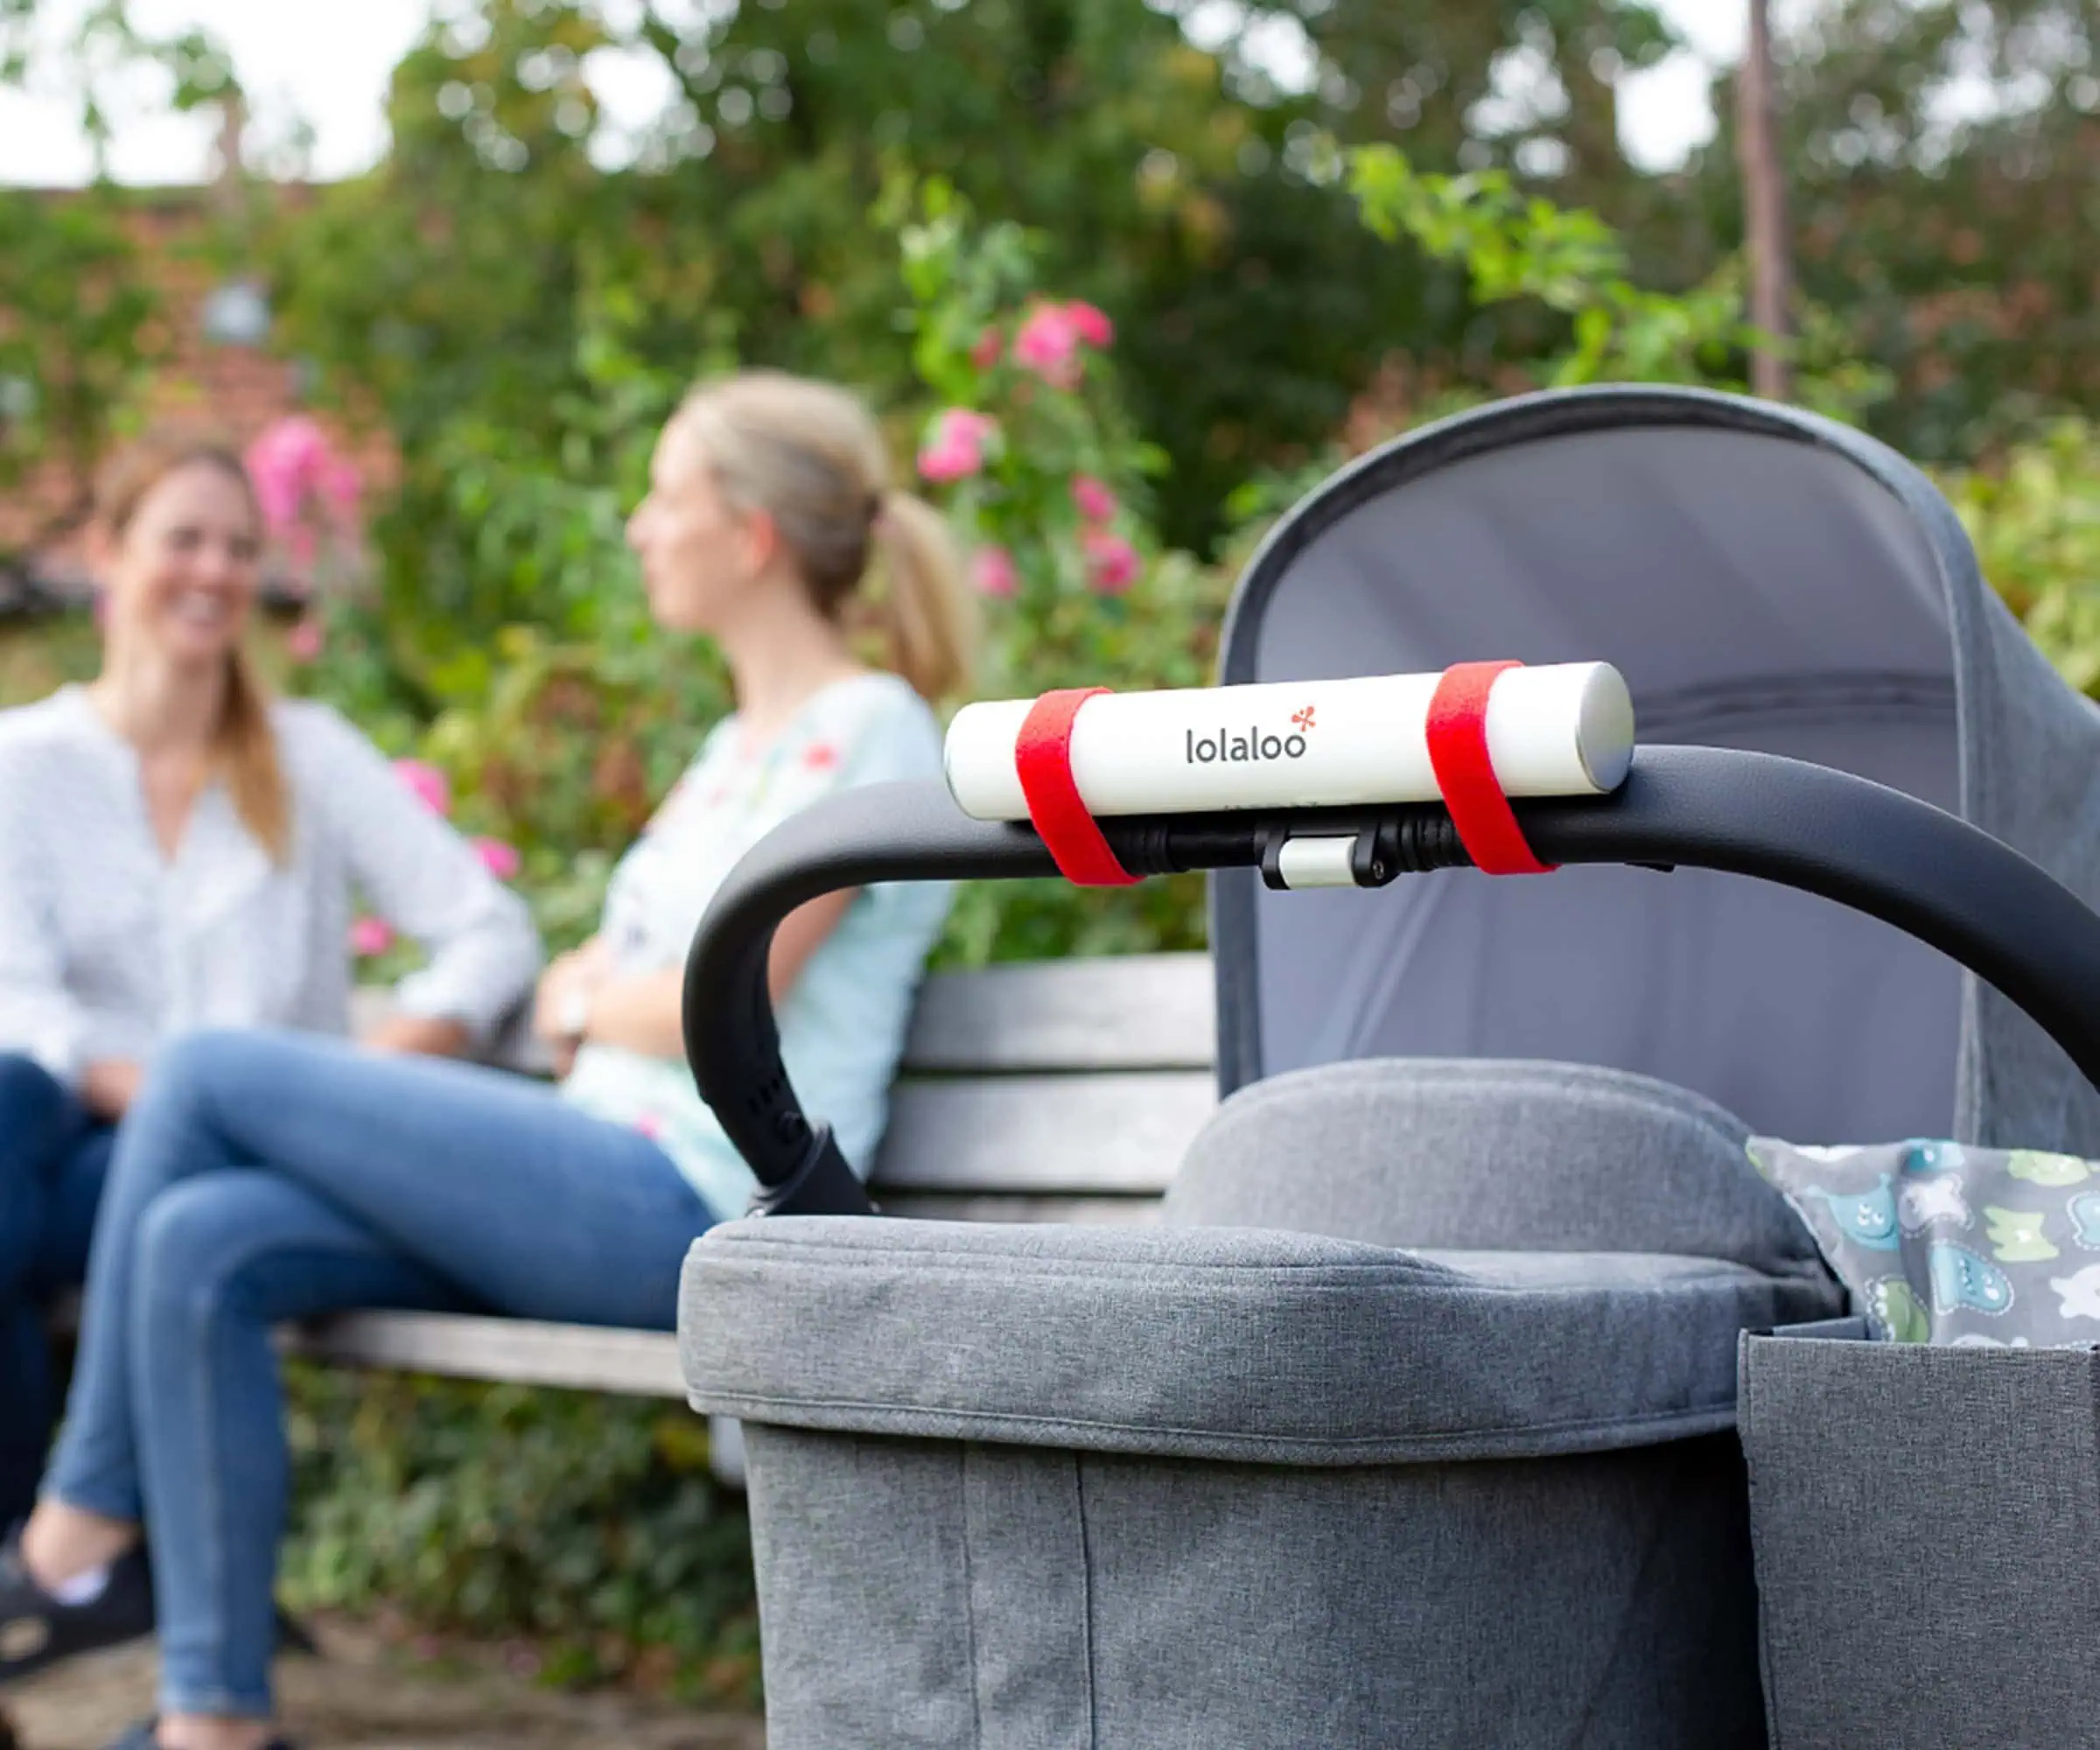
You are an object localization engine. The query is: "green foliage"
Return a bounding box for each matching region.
[259,0,1474,557]
[1945,419,2100,694]
[1347,143,1890,416]
[1227,143,1893,531]
[0,189,156,560]
[281,1362,759,1701]
[886,175,1220,960]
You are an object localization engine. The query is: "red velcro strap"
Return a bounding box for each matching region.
[1015,688,1139,887]
[1425,662,1557,877]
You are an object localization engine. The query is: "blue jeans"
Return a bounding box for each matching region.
[0,1054,115,1530]
[43,1028,716,1718]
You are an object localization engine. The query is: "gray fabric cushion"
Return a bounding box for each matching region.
[1164,1057,1828,1278]
[680,1216,1841,1463]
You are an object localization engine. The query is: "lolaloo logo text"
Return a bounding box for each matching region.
[1186,704,1316,765]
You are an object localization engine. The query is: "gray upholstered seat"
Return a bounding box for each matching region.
[687,1058,1840,1472]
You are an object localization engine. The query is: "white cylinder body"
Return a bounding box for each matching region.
[943,663,1634,822]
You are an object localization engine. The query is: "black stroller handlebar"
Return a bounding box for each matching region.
[680,746,2100,1218]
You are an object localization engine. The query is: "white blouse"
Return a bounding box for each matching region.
[0,685,543,1085]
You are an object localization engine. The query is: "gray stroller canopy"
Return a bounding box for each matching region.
[1214,385,2100,1154]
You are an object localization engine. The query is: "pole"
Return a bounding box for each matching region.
[1736,0,1796,401]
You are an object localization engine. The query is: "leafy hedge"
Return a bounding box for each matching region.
[280,1363,760,1702]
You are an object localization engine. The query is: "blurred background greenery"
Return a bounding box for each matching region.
[4,0,2097,1706]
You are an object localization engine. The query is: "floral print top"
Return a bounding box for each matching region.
[559,672,950,1220]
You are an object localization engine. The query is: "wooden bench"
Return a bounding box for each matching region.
[288,954,1218,1457]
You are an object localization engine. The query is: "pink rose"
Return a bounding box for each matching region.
[285,616,325,663]
[318,457,362,518]
[349,916,396,958]
[392,758,451,816]
[1070,474,1117,522]
[473,836,521,880]
[1082,528,1140,594]
[1012,304,1082,388]
[970,326,1004,370]
[244,416,332,538]
[1066,300,1114,347]
[916,409,998,484]
[971,545,1018,598]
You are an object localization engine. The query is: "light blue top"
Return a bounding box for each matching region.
[559,672,951,1219]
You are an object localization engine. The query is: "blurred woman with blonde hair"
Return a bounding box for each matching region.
[0,373,976,1750]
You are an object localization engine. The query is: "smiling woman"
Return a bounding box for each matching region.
[0,427,542,1540]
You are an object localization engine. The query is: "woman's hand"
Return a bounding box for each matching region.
[80,1058,144,1122]
[583,892,859,1064]
[534,936,612,1076]
[360,1014,474,1059]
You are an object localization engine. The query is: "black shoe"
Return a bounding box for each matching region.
[272,1603,318,1657]
[0,1533,155,1684]
[104,1723,298,1750]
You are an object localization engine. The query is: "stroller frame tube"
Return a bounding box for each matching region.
[681,745,2100,1217]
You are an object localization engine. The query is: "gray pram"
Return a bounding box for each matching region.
[676,386,2100,1747]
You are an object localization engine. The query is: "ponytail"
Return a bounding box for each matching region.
[867,490,977,702]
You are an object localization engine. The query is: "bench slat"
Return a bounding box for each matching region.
[285,1312,686,1399]
[358,953,1216,1081]
[902,953,1213,1073]
[872,1072,1213,1194]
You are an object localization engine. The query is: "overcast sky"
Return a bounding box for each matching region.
[0,0,1755,189]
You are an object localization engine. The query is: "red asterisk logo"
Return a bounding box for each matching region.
[1292,705,1316,732]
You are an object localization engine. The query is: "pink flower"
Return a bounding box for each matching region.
[473,836,522,880]
[1012,304,1082,388]
[1070,474,1117,522]
[318,457,362,519]
[970,326,1004,370]
[971,545,1018,598]
[916,409,998,484]
[1066,300,1114,347]
[1082,528,1140,594]
[349,916,396,957]
[392,759,451,816]
[244,416,332,538]
[285,615,325,663]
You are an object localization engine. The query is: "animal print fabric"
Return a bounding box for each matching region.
[1749,1137,2100,1348]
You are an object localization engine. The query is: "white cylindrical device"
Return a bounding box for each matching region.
[943,663,1634,822]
